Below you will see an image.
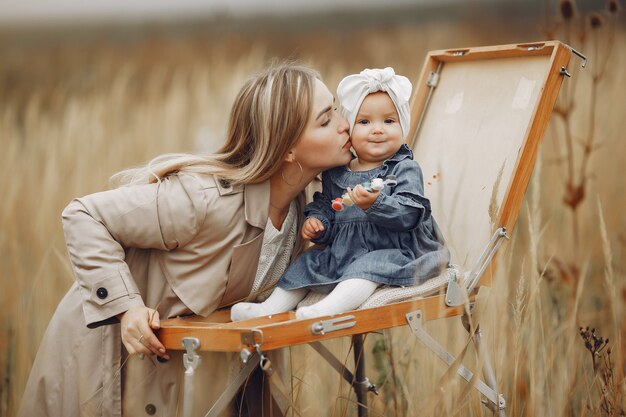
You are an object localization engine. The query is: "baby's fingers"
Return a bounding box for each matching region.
[310,218,324,232]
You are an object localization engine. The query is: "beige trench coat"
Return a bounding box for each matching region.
[18,172,307,417]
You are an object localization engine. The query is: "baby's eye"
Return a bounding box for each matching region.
[357,119,369,125]
[385,118,397,124]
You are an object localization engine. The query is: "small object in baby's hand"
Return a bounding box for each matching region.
[331,175,398,211]
[370,178,385,190]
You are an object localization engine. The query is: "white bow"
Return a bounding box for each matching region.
[337,67,413,138]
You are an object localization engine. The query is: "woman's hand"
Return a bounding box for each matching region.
[346,185,380,211]
[118,306,170,360]
[302,217,324,240]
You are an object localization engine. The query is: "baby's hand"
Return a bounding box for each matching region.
[346,185,380,211]
[302,217,324,240]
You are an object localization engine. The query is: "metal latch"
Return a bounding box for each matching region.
[182,337,201,375]
[310,315,356,335]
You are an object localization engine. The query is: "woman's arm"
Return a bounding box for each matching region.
[364,160,431,231]
[62,173,206,328]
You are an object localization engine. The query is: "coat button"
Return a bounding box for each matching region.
[156,355,169,363]
[218,179,231,188]
[96,287,108,299]
[145,404,157,415]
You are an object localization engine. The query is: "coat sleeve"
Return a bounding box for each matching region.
[364,160,432,231]
[62,173,207,327]
[303,172,335,245]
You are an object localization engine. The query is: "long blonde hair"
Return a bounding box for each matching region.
[110,62,319,186]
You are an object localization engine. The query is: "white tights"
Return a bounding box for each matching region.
[230,278,380,321]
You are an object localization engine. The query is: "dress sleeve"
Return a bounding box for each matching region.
[303,171,335,245]
[62,173,207,327]
[364,160,431,231]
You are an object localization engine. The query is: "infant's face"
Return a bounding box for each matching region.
[351,92,404,169]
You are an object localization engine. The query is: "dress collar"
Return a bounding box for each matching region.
[330,144,413,186]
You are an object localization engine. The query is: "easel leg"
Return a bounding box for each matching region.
[353,334,368,417]
[406,311,506,415]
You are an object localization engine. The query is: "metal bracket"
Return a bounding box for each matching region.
[445,269,467,307]
[240,328,264,346]
[182,337,201,375]
[406,310,506,411]
[560,45,588,79]
[426,71,440,88]
[310,315,356,335]
[239,329,272,374]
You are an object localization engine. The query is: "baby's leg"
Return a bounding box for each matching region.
[296,278,379,320]
[230,287,308,321]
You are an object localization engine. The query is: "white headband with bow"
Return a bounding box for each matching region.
[337,67,413,139]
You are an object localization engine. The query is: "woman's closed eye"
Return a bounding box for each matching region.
[321,108,338,127]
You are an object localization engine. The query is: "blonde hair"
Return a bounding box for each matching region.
[110,62,320,186]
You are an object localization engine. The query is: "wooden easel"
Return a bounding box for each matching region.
[158,41,584,417]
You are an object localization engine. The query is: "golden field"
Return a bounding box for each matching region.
[1,3,625,416]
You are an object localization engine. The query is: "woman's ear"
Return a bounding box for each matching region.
[284,150,297,163]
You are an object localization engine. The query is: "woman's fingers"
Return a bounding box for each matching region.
[119,306,169,359]
[139,311,169,358]
[137,328,169,359]
[149,309,161,329]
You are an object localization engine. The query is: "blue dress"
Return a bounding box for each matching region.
[278,145,451,294]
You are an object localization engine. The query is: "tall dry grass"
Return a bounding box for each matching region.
[1,5,625,417]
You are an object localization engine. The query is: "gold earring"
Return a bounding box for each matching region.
[281,160,304,186]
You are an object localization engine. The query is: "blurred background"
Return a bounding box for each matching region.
[1,0,624,416]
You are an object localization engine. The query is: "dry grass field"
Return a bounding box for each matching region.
[1,3,625,416]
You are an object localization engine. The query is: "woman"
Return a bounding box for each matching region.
[18,63,352,417]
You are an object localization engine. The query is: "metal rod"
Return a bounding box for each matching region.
[474,329,507,416]
[203,353,260,417]
[310,342,356,385]
[569,46,588,68]
[353,334,369,417]
[465,227,509,294]
[409,61,443,149]
[406,310,503,409]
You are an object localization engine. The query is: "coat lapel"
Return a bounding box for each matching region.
[220,181,269,306]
